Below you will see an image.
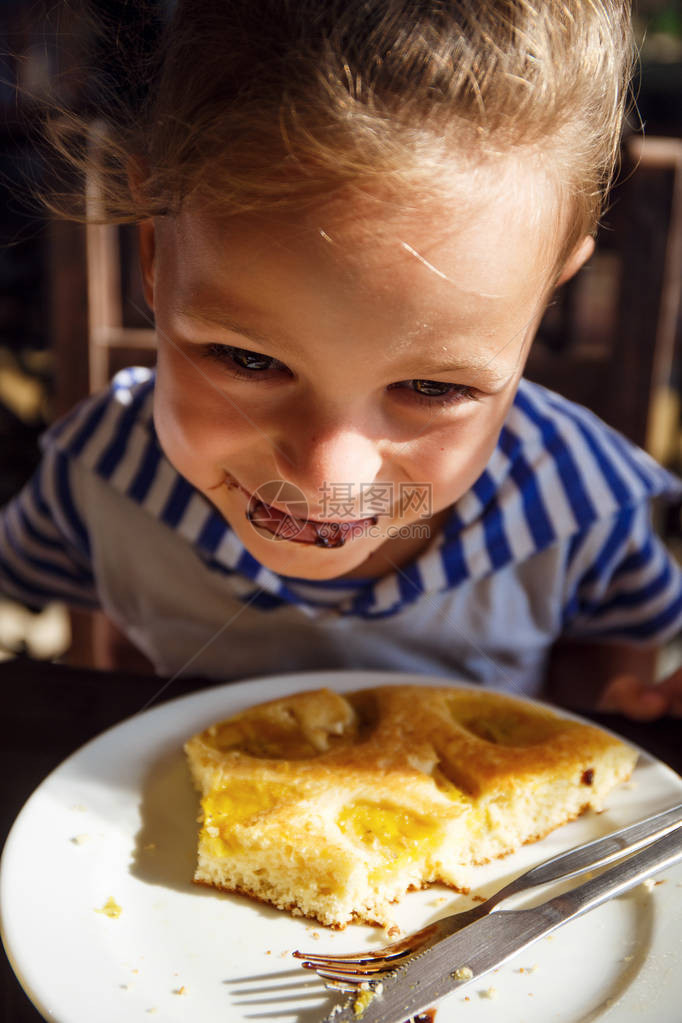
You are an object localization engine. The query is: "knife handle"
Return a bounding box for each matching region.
[498,801,682,904]
[537,826,682,928]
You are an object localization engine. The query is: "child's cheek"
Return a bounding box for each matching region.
[154,349,256,486]
[415,398,513,506]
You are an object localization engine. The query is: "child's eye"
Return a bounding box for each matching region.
[200,346,478,408]
[201,343,289,378]
[388,379,480,407]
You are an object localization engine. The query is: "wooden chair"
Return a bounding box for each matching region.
[84,121,157,393]
[49,122,156,671]
[527,135,682,466]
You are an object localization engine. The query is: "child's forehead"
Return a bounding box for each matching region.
[170,153,561,295]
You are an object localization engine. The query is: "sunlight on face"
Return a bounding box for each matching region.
[144,159,565,580]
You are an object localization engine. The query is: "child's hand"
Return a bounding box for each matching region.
[596,668,682,721]
[547,639,681,721]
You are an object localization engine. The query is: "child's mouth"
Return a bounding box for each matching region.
[247,499,377,547]
[223,473,378,548]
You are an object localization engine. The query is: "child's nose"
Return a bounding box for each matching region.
[272,423,383,516]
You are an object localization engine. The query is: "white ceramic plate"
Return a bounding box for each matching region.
[2,670,682,1023]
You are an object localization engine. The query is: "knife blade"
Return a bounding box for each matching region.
[319,827,682,1023]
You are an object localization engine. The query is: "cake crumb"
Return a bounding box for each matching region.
[385,924,401,939]
[172,986,187,996]
[641,879,656,892]
[353,983,375,1017]
[480,987,497,1000]
[70,834,89,845]
[452,965,474,982]
[95,897,122,918]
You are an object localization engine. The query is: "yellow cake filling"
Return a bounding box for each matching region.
[337,801,445,875]
[201,780,297,854]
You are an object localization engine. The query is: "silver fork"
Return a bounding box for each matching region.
[293,801,682,989]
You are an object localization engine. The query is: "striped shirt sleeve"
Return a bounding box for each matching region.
[0,443,99,611]
[562,501,682,644]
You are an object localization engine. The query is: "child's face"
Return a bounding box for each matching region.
[140,162,590,581]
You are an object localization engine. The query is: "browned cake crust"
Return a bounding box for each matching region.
[184,685,638,928]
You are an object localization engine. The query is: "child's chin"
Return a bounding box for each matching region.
[242,527,378,580]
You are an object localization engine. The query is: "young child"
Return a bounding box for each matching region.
[2,0,681,719]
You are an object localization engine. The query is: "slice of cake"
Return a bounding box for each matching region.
[184,684,637,928]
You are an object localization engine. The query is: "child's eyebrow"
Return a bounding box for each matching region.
[409,358,511,387]
[175,303,289,349]
[177,301,519,387]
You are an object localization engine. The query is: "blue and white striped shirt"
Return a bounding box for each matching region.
[1,368,680,693]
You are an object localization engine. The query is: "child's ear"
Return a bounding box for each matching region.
[136,219,156,312]
[555,235,595,286]
[126,156,156,311]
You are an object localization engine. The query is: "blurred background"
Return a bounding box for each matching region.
[0,0,681,670]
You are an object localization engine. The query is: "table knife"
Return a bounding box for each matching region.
[319,827,682,1023]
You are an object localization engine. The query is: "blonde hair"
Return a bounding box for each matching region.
[41,0,634,254]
